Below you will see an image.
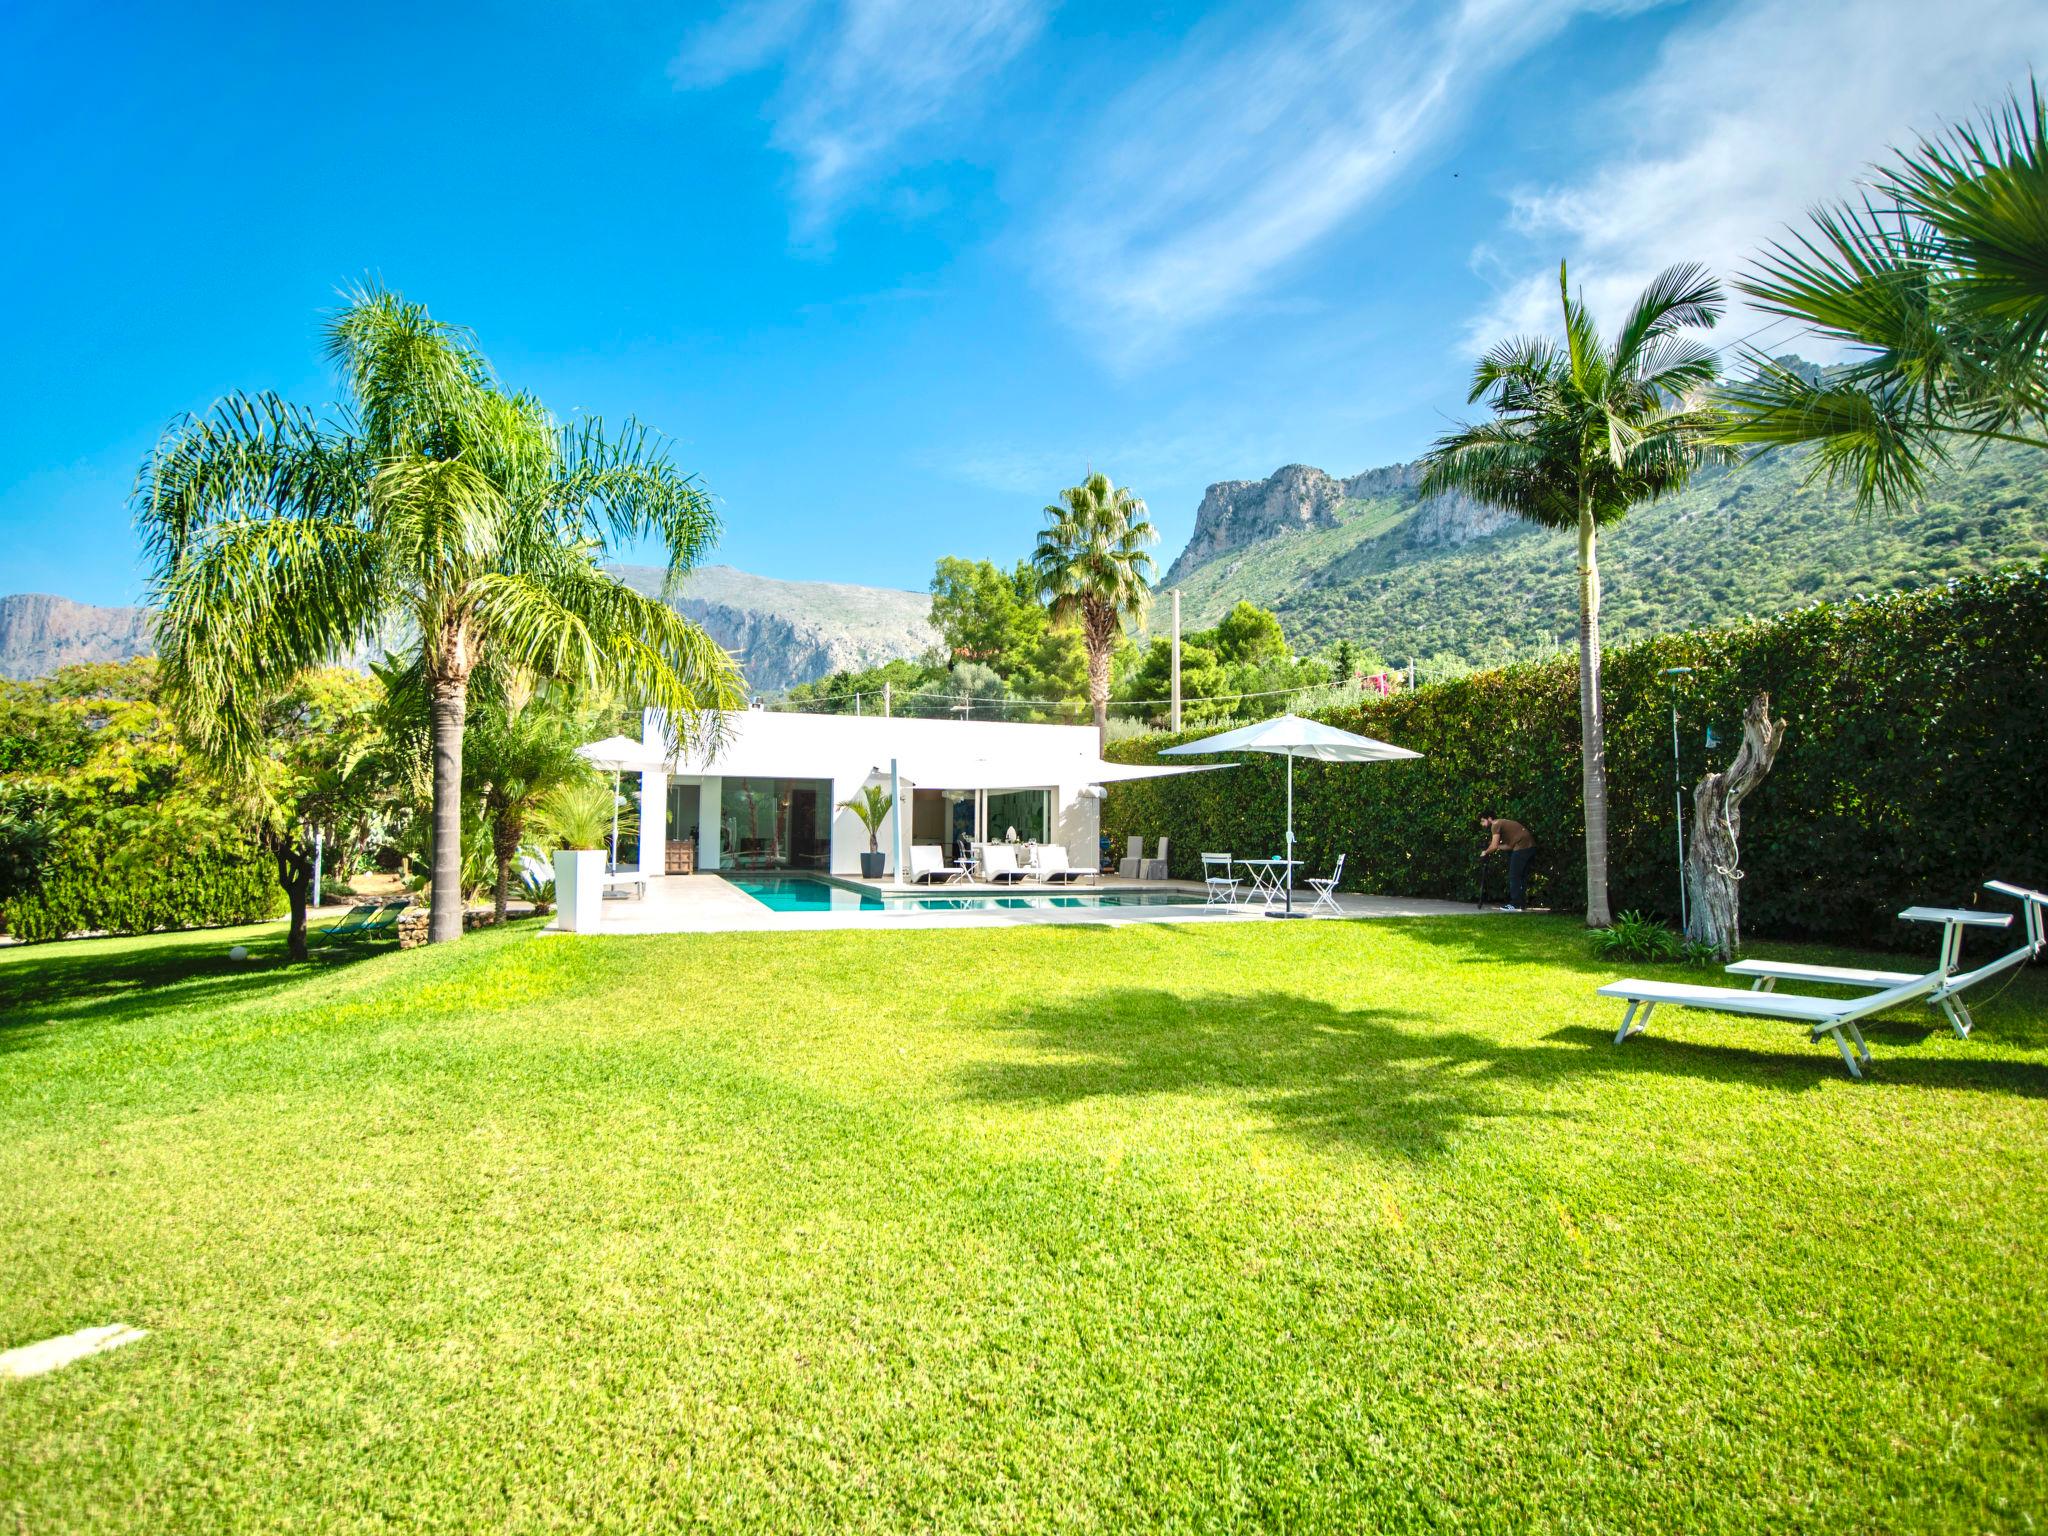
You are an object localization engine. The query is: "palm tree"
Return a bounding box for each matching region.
[1421,262,1731,926]
[136,287,744,942]
[1720,81,2048,507]
[1032,472,1156,751]
[465,689,595,924]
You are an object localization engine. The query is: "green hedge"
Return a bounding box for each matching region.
[3,825,283,943]
[1105,567,2048,946]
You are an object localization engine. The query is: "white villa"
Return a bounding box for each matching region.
[614,708,1201,881]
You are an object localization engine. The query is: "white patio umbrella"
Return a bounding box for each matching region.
[576,734,665,872]
[1161,713,1421,914]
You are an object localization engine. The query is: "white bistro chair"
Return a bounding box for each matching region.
[1200,853,1241,905]
[1307,854,1346,916]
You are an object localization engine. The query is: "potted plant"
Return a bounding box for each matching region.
[839,784,894,878]
[541,778,614,932]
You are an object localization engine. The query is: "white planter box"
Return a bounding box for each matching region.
[554,849,606,932]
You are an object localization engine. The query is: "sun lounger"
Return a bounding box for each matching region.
[1725,882,2046,1038]
[319,902,385,940]
[363,898,410,933]
[1597,967,1944,1078]
[1032,845,1088,884]
[981,843,1028,885]
[908,844,965,885]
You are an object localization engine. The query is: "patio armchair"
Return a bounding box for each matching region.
[1140,837,1171,881]
[1307,854,1347,917]
[1200,853,1240,905]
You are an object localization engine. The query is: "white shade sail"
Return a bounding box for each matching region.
[576,735,666,772]
[1158,712,1421,762]
[878,758,1237,792]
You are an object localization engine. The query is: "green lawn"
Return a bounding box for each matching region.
[3,915,2045,1532]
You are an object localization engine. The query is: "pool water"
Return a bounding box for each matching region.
[724,874,1204,914]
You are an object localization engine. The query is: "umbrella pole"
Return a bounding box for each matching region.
[610,768,620,872]
[1283,749,1296,915]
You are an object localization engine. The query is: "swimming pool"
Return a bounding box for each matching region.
[724,874,1205,914]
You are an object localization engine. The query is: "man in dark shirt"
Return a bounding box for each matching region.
[1479,816,1535,912]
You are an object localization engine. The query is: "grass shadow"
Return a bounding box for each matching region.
[0,924,400,1056]
[958,987,1573,1159]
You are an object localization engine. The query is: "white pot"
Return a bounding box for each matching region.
[553,849,607,932]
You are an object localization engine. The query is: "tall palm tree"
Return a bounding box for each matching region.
[1032,472,1156,751]
[1421,262,1731,926]
[136,287,743,942]
[1720,81,2048,507]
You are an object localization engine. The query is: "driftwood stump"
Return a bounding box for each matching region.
[1684,693,1788,960]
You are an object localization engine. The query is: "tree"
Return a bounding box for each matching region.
[136,287,744,943]
[1032,472,1158,751]
[928,556,1088,706]
[1685,693,1788,960]
[1330,638,1359,684]
[1421,261,1731,925]
[1721,82,2048,508]
[234,669,384,960]
[464,686,595,924]
[836,783,893,856]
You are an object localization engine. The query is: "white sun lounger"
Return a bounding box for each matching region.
[1597,967,1945,1079]
[981,843,1028,885]
[1725,881,2046,1038]
[908,844,965,885]
[1032,845,1089,884]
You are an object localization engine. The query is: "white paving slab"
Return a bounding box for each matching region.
[0,1323,148,1379]
[543,875,1485,936]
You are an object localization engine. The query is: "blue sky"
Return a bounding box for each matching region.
[2,0,2042,607]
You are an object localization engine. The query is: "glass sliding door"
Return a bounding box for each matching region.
[985,788,1051,846]
[721,776,832,869]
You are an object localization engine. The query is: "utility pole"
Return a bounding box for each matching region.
[1169,588,1182,733]
[883,682,892,718]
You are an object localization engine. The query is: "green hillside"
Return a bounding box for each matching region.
[1169,444,2048,672]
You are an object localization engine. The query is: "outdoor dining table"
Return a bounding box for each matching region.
[1236,857,1304,916]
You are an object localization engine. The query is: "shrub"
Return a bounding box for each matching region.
[1590,911,1683,965]
[4,824,282,942]
[1105,567,2048,946]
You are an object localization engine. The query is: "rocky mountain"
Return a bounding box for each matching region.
[0,594,155,680]
[1163,463,1507,584]
[2,567,936,692]
[605,564,937,692]
[1164,435,2048,670]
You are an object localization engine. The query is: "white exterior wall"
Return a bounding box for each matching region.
[636,709,1105,879]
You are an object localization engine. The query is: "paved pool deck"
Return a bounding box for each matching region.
[547,874,1491,936]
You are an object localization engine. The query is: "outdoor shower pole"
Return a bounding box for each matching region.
[1661,667,1693,930]
[890,757,902,883]
[609,768,622,872]
[1170,588,1182,733]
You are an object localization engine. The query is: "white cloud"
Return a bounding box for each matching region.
[1462,0,2048,355]
[673,0,1045,234]
[1033,0,1650,362]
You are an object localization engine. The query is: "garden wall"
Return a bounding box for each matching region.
[1104,567,2048,946]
